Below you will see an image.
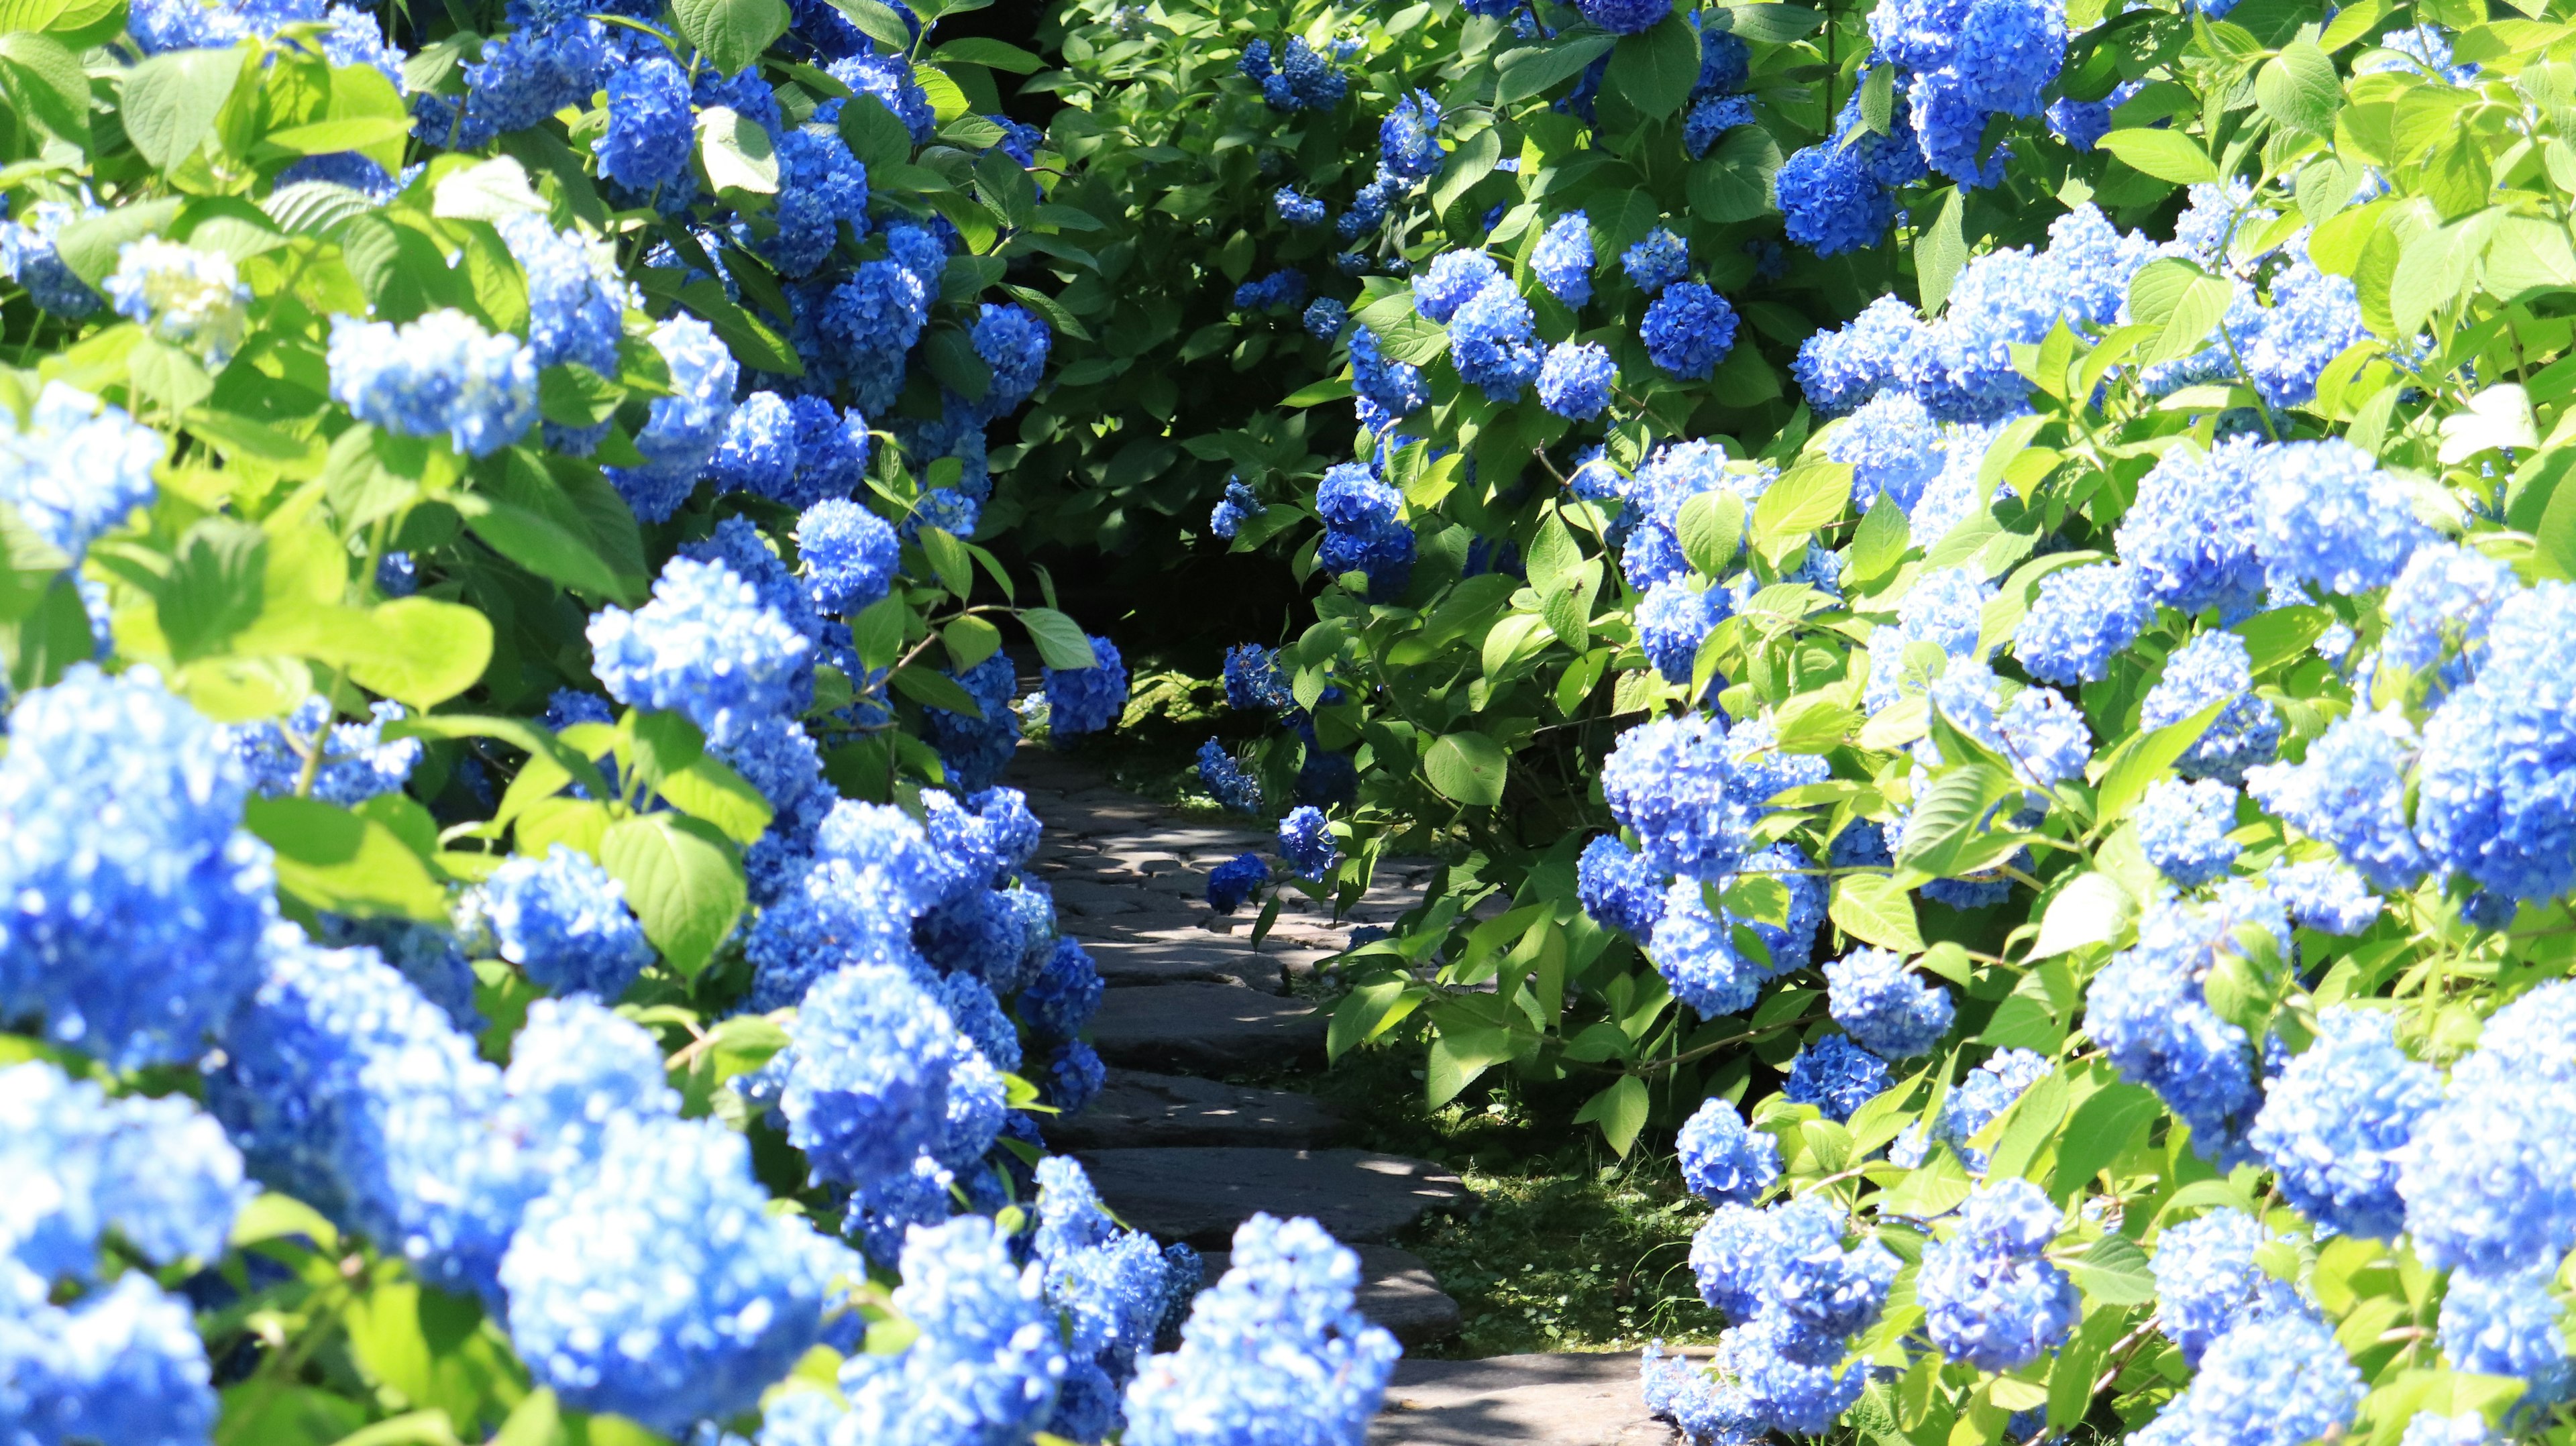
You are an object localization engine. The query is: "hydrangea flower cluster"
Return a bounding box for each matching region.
[0,382,163,561]
[1917,1179,2080,1370]
[327,309,541,459]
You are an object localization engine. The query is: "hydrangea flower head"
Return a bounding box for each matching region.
[797,498,900,614]
[1448,282,1542,402]
[105,239,250,365]
[2015,563,2151,685]
[2245,710,2426,890]
[2151,1208,2300,1366]
[1537,339,1617,419]
[2253,440,2429,598]
[2141,631,2281,785]
[781,961,959,1189]
[1533,212,1595,304]
[588,554,813,746]
[1578,0,1673,34]
[0,200,101,317]
[466,844,655,1000]
[1379,91,1444,181]
[1642,282,1741,380]
[2249,1008,2438,1241]
[1823,948,1954,1059]
[2414,582,2576,902]
[1415,249,1503,323]
[327,309,539,459]
[1917,1180,2080,1370]
[2130,1310,2363,1446]
[1277,807,1337,879]
[1044,634,1129,739]
[1636,579,1729,685]
[1195,738,1262,814]
[2137,777,2241,886]
[1207,854,1269,914]
[2114,437,2267,620]
[1782,1034,1889,1121]
[605,314,739,522]
[1602,714,1759,882]
[2086,893,2265,1165]
[1676,1097,1780,1206]
[1621,229,1691,294]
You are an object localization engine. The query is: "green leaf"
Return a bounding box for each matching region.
[837,91,914,171]
[0,504,68,624]
[1677,490,1746,575]
[678,278,804,376]
[599,812,744,977]
[1919,186,1967,315]
[1880,1144,1974,1219]
[2049,1080,2160,1201]
[1426,1019,1514,1107]
[1018,606,1098,669]
[825,0,912,52]
[1847,490,1911,584]
[1719,3,1823,41]
[1526,511,1583,596]
[696,104,780,193]
[128,335,212,413]
[891,663,985,716]
[1609,13,1701,117]
[1424,731,1509,807]
[2093,698,2227,826]
[0,33,90,144]
[119,48,244,171]
[538,362,623,428]
[2099,127,2219,184]
[655,755,773,846]
[1829,873,1923,952]
[1858,62,1895,134]
[1495,33,1617,103]
[386,714,614,804]
[344,598,494,710]
[2065,1232,2157,1306]
[454,494,623,598]
[52,194,182,291]
[2255,40,2341,135]
[1572,1074,1651,1156]
[2029,871,2135,959]
[941,614,1001,673]
[245,795,450,923]
[670,0,789,74]
[261,115,410,158]
[1752,463,1853,549]
[1431,125,1502,219]
[158,516,268,662]
[851,594,906,671]
[1686,126,1784,223]
[2145,274,2234,366]
[5,575,97,693]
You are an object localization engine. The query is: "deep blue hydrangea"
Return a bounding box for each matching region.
[1578,0,1672,33]
[1211,477,1267,540]
[1278,806,1337,880]
[433,19,610,149]
[593,53,694,193]
[1918,1179,2080,1371]
[830,48,934,142]
[2141,632,2282,786]
[1416,250,1502,322]
[0,201,101,317]
[1823,948,1954,1059]
[763,125,871,277]
[2137,777,2241,887]
[227,696,420,807]
[1349,325,1428,420]
[1275,188,1327,227]
[2129,1311,2363,1446]
[1045,1038,1107,1113]
[798,498,900,615]
[1196,738,1262,814]
[1122,1214,1401,1446]
[1380,91,1444,181]
[2253,440,2429,598]
[1301,296,1346,341]
[1022,939,1104,1044]
[1621,230,1692,295]
[1208,854,1269,914]
[2245,712,2427,890]
[1776,138,1896,258]
[973,302,1051,416]
[1234,268,1307,313]
[502,1113,853,1433]
[781,960,960,1190]
[1642,282,1739,379]
[2150,1208,2300,1366]
[2014,563,2151,685]
[1537,339,1617,419]
[467,844,655,999]
[2248,1007,2438,1241]
[2415,583,2576,902]
[2087,893,2266,1166]
[1314,463,1417,600]
[1044,634,1129,740]
[0,667,274,1069]
[327,309,539,459]
[1603,714,1759,883]
[1684,93,1757,156]
[1676,1097,1779,1206]
[709,392,800,498]
[1448,282,1542,402]
[1533,212,1595,304]
[1576,834,1666,937]
[1783,1034,1890,1121]
[1635,579,1728,685]
[588,553,812,746]
[496,213,627,382]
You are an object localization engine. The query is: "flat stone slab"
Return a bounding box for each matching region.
[1199,1245,1459,1347]
[1073,935,1275,989]
[1047,1070,1344,1150]
[1077,1147,1470,1247]
[1085,984,1325,1072]
[1367,1353,1674,1445]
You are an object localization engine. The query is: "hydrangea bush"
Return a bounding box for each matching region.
[0,0,1401,1441]
[1041,0,2576,1441]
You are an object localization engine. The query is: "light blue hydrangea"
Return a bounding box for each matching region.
[1122,1213,1401,1446]
[2245,711,2427,889]
[1448,281,1542,402]
[226,696,421,807]
[1826,392,1944,514]
[1796,300,1925,414]
[2268,858,2380,934]
[2114,436,2267,620]
[2237,260,2370,408]
[1415,249,1503,323]
[1996,681,2093,787]
[1576,834,1666,936]
[0,382,164,561]
[1906,1047,2048,1172]
[2379,543,2523,687]
[2414,583,2576,902]
[2088,893,2267,1166]
[2141,632,2280,785]
[1648,878,1770,1017]
[2137,777,2241,887]
[1603,714,1760,883]
[606,313,739,523]
[327,309,539,459]
[1533,212,1595,304]
[2252,440,2430,598]
[2400,983,2576,1273]
[1642,282,1739,380]
[2014,563,2151,685]
[105,238,250,365]
[1636,579,1729,685]
[0,1273,221,1446]
[2131,1310,2363,1446]
[503,1112,854,1434]
[0,1060,250,1286]
[2247,1007,2437,1240]
[1864,567,1994,712]
[1823,948,1954,1060]
[1676,1096,1779,1206]
[2400,1413,2500,1446]
[1783,1034,1890,1121]
[1776,129,1896,258]
[1917,1179,2080,1371]
[1348,324,1428,419]
[0,666,274,1069]
[780,960,960,1190]
[798,498,901,615]
[588,553,814,748]
[2150,1208,2300,1367]
[494,212,629,378]
[2437,1266,2572,1412]
[1537,339,1617,419]
[466,844,655,1000]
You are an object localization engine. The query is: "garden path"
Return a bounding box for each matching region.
[1008,742,1677,1443]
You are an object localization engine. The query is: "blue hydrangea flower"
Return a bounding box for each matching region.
[1045,634,1129,740]
[2414,583,2576,902]
[588,554,812,747]
[2015,563,2151,685]
[0,382,160,562]
[1020,938,1103,1046]
[1649,880,1768,1017]
[1825,392,1944,514]
[0,1060,250,1285]
[1,1274,222,1445]
[1603,714,1759,883]
[2248,1007,2438,1241]
[1823,948,1954,1060]
[2379,543,2523,688]
[2141,632,2282,785]
[2245,711,2427,890]
[708,391,800,499]
[2269,858,2380,935]
[1578,0,1672,33]
[973,302,1051,416]
[502,1113,854,1433]
[1448,282,1542,402]
[1348,324,1428,419]
[830,48,935,142]
[1783,1034,1890,1121]
[1381,91,1445,180]
[327,309,539,459]
[1917,1179,2080,1371]
[1208,854,1269,914]
[1537,339,1617,419]
[225,696,420,807]
[1415,250,1502,323]
[0,666,274,1069]
[1636,579,1728,685]
[921,653,1021,795]
[806,255,928,416]
[1642,282,1740,379]
[1792,295,1924,412]
[1277,806,1337,879]
[1195,738,1261,814]
[2087,893,2265,1166]
[501,995,680,1181]
[2115,437,2267,620]
[426,18,608,149]
[1674,1096,1778,1207]
[2137,777,2242,887]
[105,238,249,365]
[1122,1213,1401,1446]
[1919,1047,2049,1171]
[1776,137,1896,258]
[2253,440,2429,598]
[1534,213,1595,304]
[1301,296,1346,341]
[2235,260,2369,408]
[1577,834,1666,936]
[1684,93,1757,156]
[1864,567,1994,712]
[466,844,655,999]
[2131,1310,2363,1446]
[0,200,100,317]
[2402,983,2576,1271]
[762,124,872,278]
[2150,1208,2300,1367]
[496,213,628,378]
[1996,683,2092,787]
[606,314,740,522]
[2437,1267,2573,1410]
[798,498,900,615]
[1621,229,1692,294]
[781,960,959,1189]
[746,800,953,1009]
[1273,187,1327,227]
[592,52,693,192]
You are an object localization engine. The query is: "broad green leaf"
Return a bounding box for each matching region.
[0,32,89,144]
[454,494,623,598]
[158,516,267,662]
[837,91,914,172]
[825,0,911,52]
[891,664,986,717]
[2049,1080,2160,1201]
[1018,606,1097,669]
[2029,871,2134,959]
[245,796,449,923]
[599,812,744,977]
[1572,1075,1651,1156]
[53,195,183,291]
[1495,34,1617,104]
[343,599,494,709]
[120,48,244,171]
[1686,126,1783,223]
[427,155,547,221]
[1751,463,1851,547]
[1608,14,1701,117]
[1526,511,1584,596]
[670,0,789,74]
[655,755,773,846]
[1677,490,1746,575]
[1426,1018,1515,1107]
[2099,127,2218,184]
[1424,731,1509,807]
[1846,490,1910,585]
[1829,873,1924,952]
[2256,40,2342,135]
[1720,3,1823,41]
[2065,1232,2157,1306]
[5,575,96,693]
[2092,698,2227,826]
[932,36,1044,70]
[2145,274,2234,366]
[1919,186,1968,315]
[1431,125,1501,219]
[261,115,409,157]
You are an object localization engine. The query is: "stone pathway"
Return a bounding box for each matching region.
[1008,742,1680,1441]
